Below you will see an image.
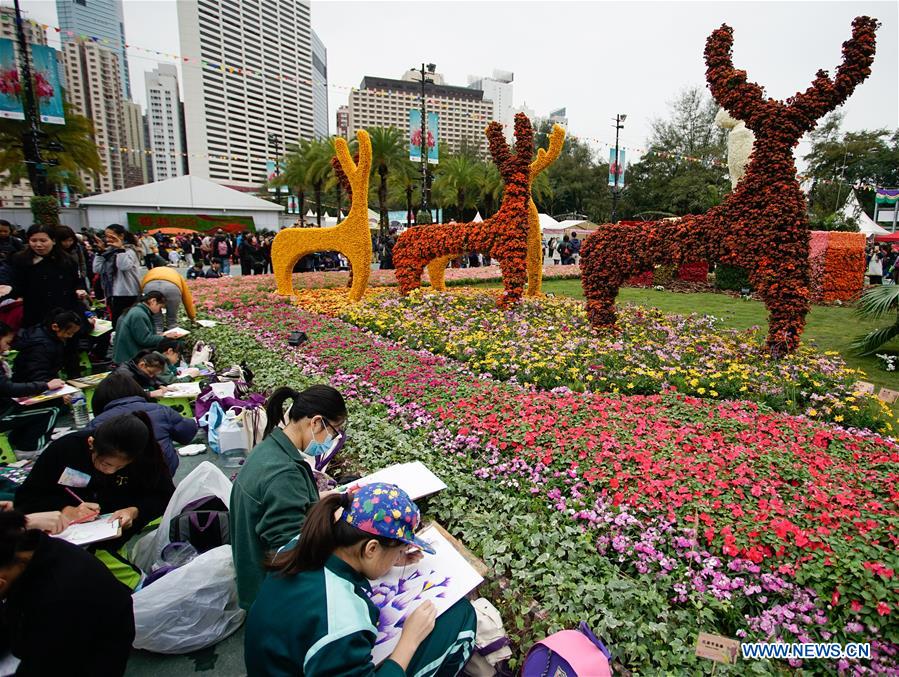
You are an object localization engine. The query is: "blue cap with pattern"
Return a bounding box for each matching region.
[341,482,435,554]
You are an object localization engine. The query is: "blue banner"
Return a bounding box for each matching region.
[31,45,64,125]
[409,110,439,165]
[0,38,24,121]
[608,148,626,187]
[266,159,288,193]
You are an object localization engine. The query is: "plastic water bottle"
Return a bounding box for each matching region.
[217,414,248,469]
[71,391,89,429]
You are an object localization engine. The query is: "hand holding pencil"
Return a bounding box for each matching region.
[61,487,100,523]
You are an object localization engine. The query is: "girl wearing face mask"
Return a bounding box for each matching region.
[244,484,477,677]
[14,412,174,588]
[8,224,88,329]
[0,510,135,676]
[231,384,347,610]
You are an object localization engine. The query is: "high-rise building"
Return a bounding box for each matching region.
[142,112,154,183]
[145,64,185,182]
[57,0,130,99]
[0,8,48,207]
[336,105,349,139]
[467,70,514,140]
[122,100,147,187]
[177,0,314,189]
[62,40,126,193]
[348,71,494,156]
[311,29,328,139]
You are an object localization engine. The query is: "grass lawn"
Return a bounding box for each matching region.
[470,278,899,392]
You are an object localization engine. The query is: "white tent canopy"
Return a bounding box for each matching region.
[843,190,889,235]
[473,211,484,223]
[538,213,560,230]
[78,175,282,212]
[77,175,283,230]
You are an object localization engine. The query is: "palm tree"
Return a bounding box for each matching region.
[281,138,314,224]
[851,285,899,355]
[479,163,503,217]
[305,140,333,227]
[0,100,102,193]
[432,155,483,221]
[367,127,407,238]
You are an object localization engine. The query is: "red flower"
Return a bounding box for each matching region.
[851,600,863,612]
[876,601,890,616]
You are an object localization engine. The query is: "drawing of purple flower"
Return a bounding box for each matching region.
[369,569,450,646]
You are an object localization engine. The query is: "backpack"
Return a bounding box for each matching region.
[463,598,513,676]
[521,622,612,677]
[169,495,230,553]
[559,244,572,259]
[217,240,229,256]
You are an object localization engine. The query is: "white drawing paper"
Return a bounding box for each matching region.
[341,461,447,501]
[369,525,483,664]
[53,517,121,546]
[162,382,202,398]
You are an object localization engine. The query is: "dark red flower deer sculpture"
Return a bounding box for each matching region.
[580,17,878,354]
[393,113,534,308]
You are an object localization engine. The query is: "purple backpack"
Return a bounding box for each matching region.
[522,622,612,677]
[168,495,230,553]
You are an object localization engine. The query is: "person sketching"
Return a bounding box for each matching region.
[244,483,476,677]
[0,510,135,676]
[231,385,347,610]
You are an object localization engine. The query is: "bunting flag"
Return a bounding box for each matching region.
[875,188,899,204]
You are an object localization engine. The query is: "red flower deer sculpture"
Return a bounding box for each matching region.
[579,17,878,354]
[393,113,535,308]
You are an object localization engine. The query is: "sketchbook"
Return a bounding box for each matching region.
[89,319,113,337]
[337,461,447,501]
[68,372,112,389]
[165,326,191,339]
[53,516,121,546]
[161,382,202,398]
[13,384,78,406]
[369,524,483,665]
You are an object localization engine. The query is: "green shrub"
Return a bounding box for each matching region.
[714,263,750,291]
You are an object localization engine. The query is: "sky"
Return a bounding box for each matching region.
[10,0,899,165]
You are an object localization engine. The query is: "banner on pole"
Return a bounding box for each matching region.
[266,159,288,193]
[0,38,24,121]
[30,45,64,125]
[608,148,626,187]
[409,109,439,164]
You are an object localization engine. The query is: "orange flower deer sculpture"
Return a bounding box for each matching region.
[579,17,878,354]
[271,129,372,301]
[394,113,540,308]
[425,121,566,297]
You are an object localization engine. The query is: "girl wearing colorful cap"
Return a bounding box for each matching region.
[244,483,476,677]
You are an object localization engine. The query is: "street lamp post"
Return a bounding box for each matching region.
[12,0,50,196]
[268,132,285,213]
[610,113,626,223]
[416,63,436,223]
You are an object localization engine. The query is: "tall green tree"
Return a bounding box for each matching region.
[618,86,729,219]
[804,112,899,228]
[281,138,334,226]
[0,100,103,193]
[367,127,406,237]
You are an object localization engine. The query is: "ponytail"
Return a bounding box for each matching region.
[267,491,398,576]
[263,384,347,438]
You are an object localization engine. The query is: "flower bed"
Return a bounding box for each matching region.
[190,281,899,674]
[336,288,892,434]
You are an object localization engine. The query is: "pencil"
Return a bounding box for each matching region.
[64,486,86,505]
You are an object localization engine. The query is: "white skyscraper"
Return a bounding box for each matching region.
[177,0,314,189]
[145,64,185,182]
[57,0,131,99]
[311,29,328,139]
[467,70,514,140]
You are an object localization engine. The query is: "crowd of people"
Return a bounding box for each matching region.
[866,241,899,285]
[0,218,477,675]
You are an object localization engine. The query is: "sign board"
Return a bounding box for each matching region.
[127,212,255,234]
[853,381,876,395]
[0,38,24,121]
[608,148,626,187]
[695,632,740,665]
[31,45,64,125]
[409,109,438,164]
[878,388,899,404]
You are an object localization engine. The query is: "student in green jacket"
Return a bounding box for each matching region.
[245,483,476,677]
[111,291,181,365]
[231,384,347,610]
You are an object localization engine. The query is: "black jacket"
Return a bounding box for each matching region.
[0,360,47,400]
[14,429,175,538]
[0,533,134,676]
[112,360,159,390]
[9,253,85,328]
[11,325,65,384]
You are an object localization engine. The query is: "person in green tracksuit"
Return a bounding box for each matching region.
[231,385,347,610]
[244,483,476,677]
